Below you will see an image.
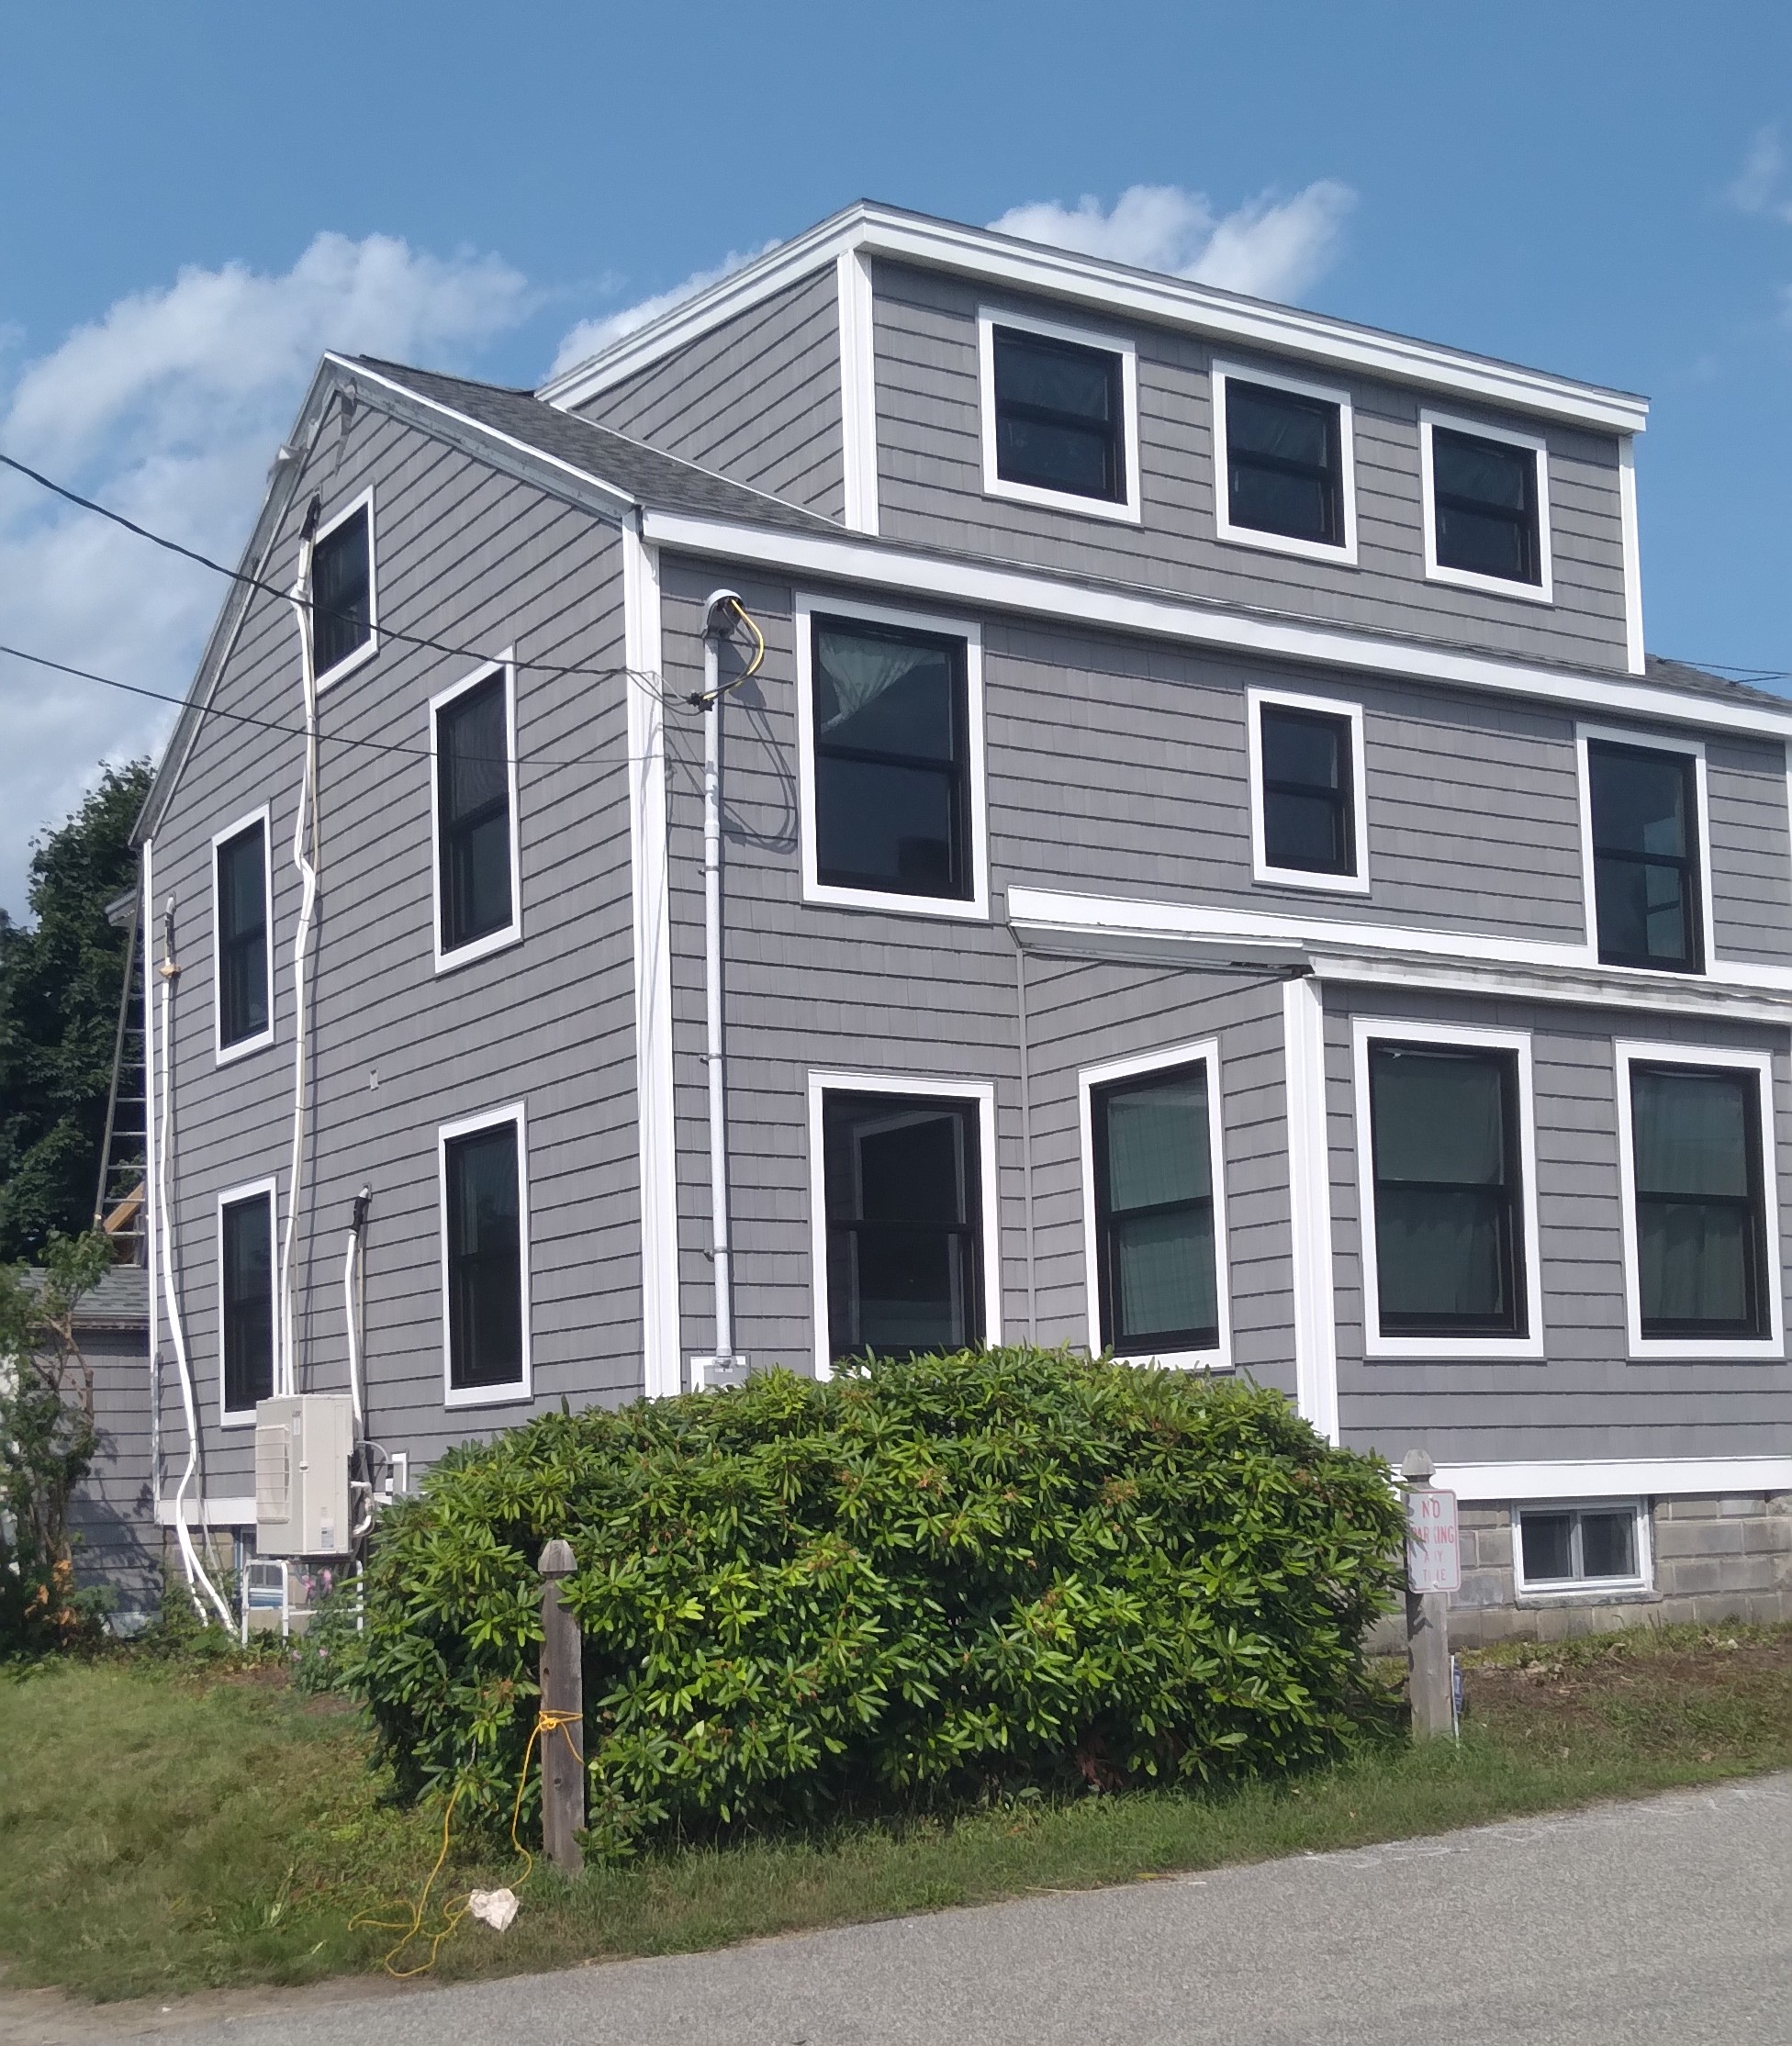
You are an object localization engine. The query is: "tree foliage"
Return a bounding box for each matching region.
[0,762,151,1258]
[343,1350,1404,1857]
[0,1227,113,1654]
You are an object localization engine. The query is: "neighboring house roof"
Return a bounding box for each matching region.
[21,1265,149,1330]
[1642,654,1791,713]
[537,199,1652,437]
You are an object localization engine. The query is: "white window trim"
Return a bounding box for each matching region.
[1575,722,1716,977]
[977,306,1142,525]
[793,591,990,921]
[1246,687,1371,895]
[806,1070,1002,1383]
[1211,360,1359,565]
[1419,409,1553,605]
[1077,1039,1233,1372]
[429,653,522,973]
[439,1101,532,1409]
[1513,1497,1654,1601]
[210,803,274,1065]
[1612,1039,1785,1362]
[217,1176,278,1427]
[1350,1017,1546,1361]
[313,486,380,691]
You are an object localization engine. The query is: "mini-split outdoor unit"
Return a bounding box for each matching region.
[253,1394,353,1556]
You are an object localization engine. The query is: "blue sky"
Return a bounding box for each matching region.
[2,0,1790,913]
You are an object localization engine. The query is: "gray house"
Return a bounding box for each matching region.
[131,202,1792,1641]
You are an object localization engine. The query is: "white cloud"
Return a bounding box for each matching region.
[990,179,1355,302]
[547,244,778,381]
[0,234,530,918]
[1727,127,1792,222]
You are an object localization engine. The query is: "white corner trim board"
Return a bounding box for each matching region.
[1075,1037,1233,1373]
[634,509,1792,746]
[539,205,1650,436]
[623,531,682,1397]
[836,249,879,534]
[1212,360,1359,566]
[1431,1456,1792,1504]
[1618,439,1646,677]
[977,306,1142,524]
[792,589,991,922]
[1282,977,1340,1444]
[805,1069,1002,1383]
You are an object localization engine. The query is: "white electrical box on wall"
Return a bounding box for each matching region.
[253,1394,353,1556]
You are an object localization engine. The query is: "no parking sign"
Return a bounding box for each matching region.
[1406,1486,1462,1593]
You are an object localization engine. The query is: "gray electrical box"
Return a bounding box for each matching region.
[254,1394,353,1556]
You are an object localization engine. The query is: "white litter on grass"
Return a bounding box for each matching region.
[468,1887,519,1931]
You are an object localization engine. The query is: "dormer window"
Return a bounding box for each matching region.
[1421,413,1552,602]
[1212,363,1356,563]
[312,490,377,684]
[978,309,1139,522]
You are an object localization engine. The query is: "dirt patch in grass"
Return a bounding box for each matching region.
[2,1622,1788,2009]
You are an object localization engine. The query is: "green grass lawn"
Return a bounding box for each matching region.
[2,1623,1789,2005]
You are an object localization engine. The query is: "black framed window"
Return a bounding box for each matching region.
[215,820,269,1049]
[313,502,373,675]
[1367,1043,1526,1337]
[1091,1061,1220,1356]
[811,617,972,901]
[1430,426,1542,586]
[444,1120,524,1391]
[1587,741,1702,972]
[436,669,514,955]
[991,325,1126,503]
[1259,702,1357,877]
[1224,377,1345,547]
[1518,1504,1641,1587]
[823,1091,982,1363]
[1629,1062,1769,1340]
[220,1191,274,1414]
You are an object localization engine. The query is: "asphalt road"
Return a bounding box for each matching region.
[27,1774,1792,2046]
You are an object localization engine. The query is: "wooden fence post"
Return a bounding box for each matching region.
[538,1537,585,1873]
[1402,1452,1456,1742]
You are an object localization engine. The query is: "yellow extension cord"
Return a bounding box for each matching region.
[352,1708,584,1979]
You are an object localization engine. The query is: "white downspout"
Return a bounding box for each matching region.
[153,898,234,1627]
[277,497,323,1397]
[141,843,162,1532]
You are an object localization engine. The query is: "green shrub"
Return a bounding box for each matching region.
[342,1350,1403,1854]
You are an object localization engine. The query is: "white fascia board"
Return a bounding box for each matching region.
[1005,885,1792,1022]
[1431,1457,1792,1504]
[542,205,1649,438]
[638,509,1792,746]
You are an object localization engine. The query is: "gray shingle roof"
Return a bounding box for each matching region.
[1643,654,1792,713]
[22,1264,149,1328]
[354,358,842,537]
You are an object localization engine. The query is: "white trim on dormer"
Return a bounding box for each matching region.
[1212,360,1358,566]
[538,205,1650,437]
[635,511,1792,747]
[1419,410,1554,607]
[312,485,380,690]
[836,249,879,533]
[1618,438,1646,676]
[1246,687,1371,895]
[976,306,1142,524]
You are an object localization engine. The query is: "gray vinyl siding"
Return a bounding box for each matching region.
[71,1322,160,1625]
[1326,987,1792,1468]
[147,399,641,1500]
[870,258,1631,674]
[573,271,846,520]
[655,558,1298,1390]
[1707,734,1792,967]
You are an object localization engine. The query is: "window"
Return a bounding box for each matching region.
[431,662,519,965]
[1516,1502,1650,1594]
[1585,737,1705,973]
[1213,363,1355,562]
[1249,690,1367,889]
[799,602,988,916]
[1355,1023,1542,1358]
[1616,1045,1779,1356]
[1083,1048,1229,1367]
[213,812,271,1056]
[813,1082,994,1371]
[441,1109,529,1403]
[218,1185,274,1420]
[1421,413,1551,600]
[978,309,1139,520]
[312,493,376,682]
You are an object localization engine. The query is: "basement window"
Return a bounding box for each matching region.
[312,492,377,684]
[1516,1502,1649,1593]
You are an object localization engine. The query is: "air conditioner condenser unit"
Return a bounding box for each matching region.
[253,1394,353,1556]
